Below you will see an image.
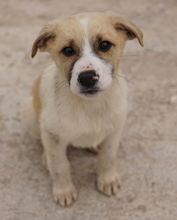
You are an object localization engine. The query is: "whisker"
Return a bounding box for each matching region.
[58,84,69,90]
[55,84,69,92]
[69,81,79,90]
[121,52,144,58]
[113,74,123,94]
[121,54,141,58]
[43,62,56,68]
[55,80,69,91]
[46,66,57,73]
[117,74,136,85]
[101,31,110,38]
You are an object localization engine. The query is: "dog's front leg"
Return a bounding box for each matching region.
[41,130,77,207]
[97,131,121,196]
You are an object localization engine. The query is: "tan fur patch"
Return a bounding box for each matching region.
[30,75,42,117]
[85,13,127,73]
[50,17,85,79]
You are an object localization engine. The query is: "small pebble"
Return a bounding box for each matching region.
[170,95,177,104]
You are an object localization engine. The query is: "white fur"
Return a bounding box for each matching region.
[70,17,113,99]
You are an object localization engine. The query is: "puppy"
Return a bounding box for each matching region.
[21,11,143,207]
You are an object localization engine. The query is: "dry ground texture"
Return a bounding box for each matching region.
[0,0,177,219]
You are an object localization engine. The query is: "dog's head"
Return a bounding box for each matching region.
[32,12,143,99]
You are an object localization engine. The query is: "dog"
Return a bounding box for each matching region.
[21,11,143,207]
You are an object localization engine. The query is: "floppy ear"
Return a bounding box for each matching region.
[31,20,59,58]
[107,11,144,47]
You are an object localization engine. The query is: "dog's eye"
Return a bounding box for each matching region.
[62,47,75,56]
[99,41,112,52]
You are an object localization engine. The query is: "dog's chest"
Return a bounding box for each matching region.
[54,98,119,147]
[63,112,114,147]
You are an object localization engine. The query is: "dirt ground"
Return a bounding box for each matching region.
[0,0,177,219]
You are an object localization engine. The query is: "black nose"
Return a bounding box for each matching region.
[78,70,99,88]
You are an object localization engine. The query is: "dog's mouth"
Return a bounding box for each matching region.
[80,88,101,98]
[82,89,99,95]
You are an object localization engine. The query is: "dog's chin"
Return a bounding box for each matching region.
[78,89,103,99]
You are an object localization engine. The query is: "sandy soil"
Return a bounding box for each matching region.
[0,0,177,219]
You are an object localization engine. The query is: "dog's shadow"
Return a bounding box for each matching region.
[67,146,97,189]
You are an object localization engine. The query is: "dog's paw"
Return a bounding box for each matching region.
[52,183,77,207]
[97,170,121,196]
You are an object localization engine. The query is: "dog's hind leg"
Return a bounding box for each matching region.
[21,96,40,139]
